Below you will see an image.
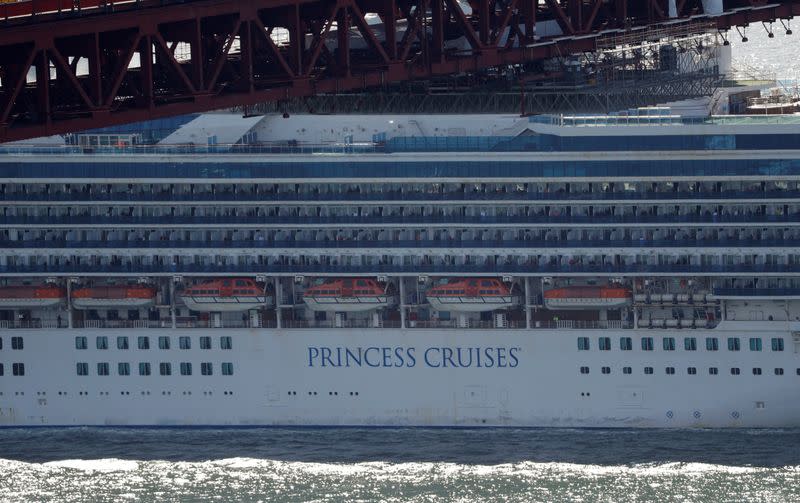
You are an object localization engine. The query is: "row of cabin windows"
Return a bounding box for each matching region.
[76,336,233,351]
[75,362,233,376]
[0,363,26,375]
[579,366,797,375]
[0,337,25,350]
[578,337,785,352]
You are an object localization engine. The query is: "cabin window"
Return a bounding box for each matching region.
[180,362,192,376]
[771,338,785,351]
[579,366,589,374]
[749,338,762,351]
[118,363,130,376]
[201,363,213,376]
[598,337,611,351]
[709,367,719,375]
[97,363,109,376]
[730,367,741,375]
[577,337,590,351]
[684,337,697,351]
[12,363,24,376]
[76,363,89,376]
[11,337,23,350]
[159,363,172,376]
[96,336,108,350]
[179,337,191,350]
[357,280,366,286]
[775,368,784,375]
[221,337,233,350]
[235,280,246,287]
[139,363,151,376]
[620,337,632,351]
[623,367,632,374]
[644,367,653,375]
[601,366,611,374]
[662,337,675,351]
[752,368,762,376]
[158,336,170,350]
[705,337,719,351]
[75,337,88,350]
[727,338,741,351]
[117,337,129,350]
[200,337,211,350]
[222,363,234,376]
[687,367,697,375]
[138,336,150,350]
[0,363,3,376]
[641,337,654,351]
[0,337,2,350]
[665,367,675,375]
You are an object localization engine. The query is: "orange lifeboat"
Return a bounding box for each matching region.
[544,286,631,310]
[426,278,516,312]
[72,285,157,309]
[181,278,271,312]
[0,285,65,309]
[303,278,394,312]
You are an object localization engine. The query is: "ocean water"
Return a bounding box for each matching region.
[0,427,799,502]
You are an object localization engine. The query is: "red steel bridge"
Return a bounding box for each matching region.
[0,0,799,142]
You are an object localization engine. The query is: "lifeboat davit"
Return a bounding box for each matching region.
[0,286,65,309]
[426,278,516,312]
[544,286,632,310]
[303,278,394,312]
[181,278,271,312]
[72,286,157,309]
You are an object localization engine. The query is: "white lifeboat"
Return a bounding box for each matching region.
[72,286,157,310]
[426,278,516,312]
[0,286,65,309]
[303,278,394,312]
[180,278,271,312]
[544,286,632,310]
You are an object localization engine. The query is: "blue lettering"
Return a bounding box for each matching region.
[321,347,335,367]
[483,347,495,367]
[456,347,473,367]
[475,347,482,367]
[509,347,520,368]
[393,347,405,367]
[406,347,417,367]
[424,347,441,367]
[442,347,456,368]
[364,347,381,367]
[496,347,507,368]
[382,347,393,367]
[345,347,362,367]
[308,347,320,367]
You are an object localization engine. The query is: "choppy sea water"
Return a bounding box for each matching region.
[0,427,799,502]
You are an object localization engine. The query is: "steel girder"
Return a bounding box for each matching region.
[0,0,799,142]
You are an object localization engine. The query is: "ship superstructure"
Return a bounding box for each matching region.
[1,109,799,427]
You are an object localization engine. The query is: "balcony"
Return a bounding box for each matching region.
[2,212,799,227]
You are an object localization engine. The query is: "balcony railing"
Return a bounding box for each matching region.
[2,189,798,203]
[1,262,795,276]
[2,213,798,227]
[3,237,800,250]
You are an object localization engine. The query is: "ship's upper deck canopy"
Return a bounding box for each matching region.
[4,106,800,158]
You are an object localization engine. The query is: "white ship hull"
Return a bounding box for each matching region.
[1,325,798,428]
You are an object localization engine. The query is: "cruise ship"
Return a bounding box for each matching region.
[1,108,800,428]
